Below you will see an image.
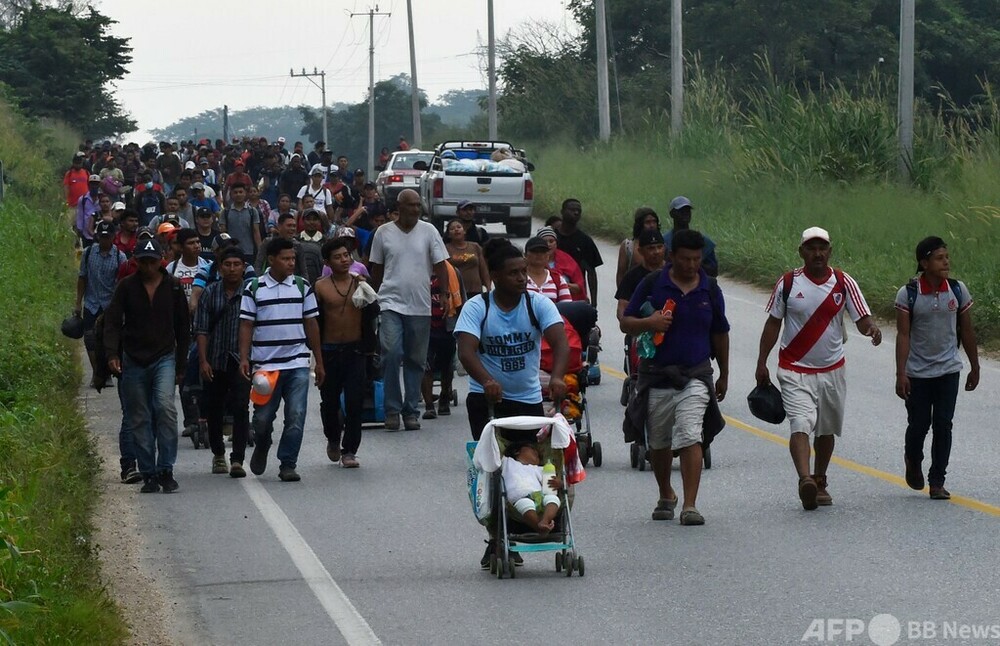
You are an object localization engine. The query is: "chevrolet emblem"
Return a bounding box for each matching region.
[478,187,489,192]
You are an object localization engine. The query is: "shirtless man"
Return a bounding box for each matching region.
[313,237,374,468]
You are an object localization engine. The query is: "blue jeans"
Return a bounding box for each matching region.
[379,311,431,418]
[251,367,310,469]
[904,372,960,487]
[121,353,178,477]
[116,374,138,472]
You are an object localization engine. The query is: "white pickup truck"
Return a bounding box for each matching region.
[415,140,535,238]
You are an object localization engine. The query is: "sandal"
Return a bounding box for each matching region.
[651,497,678,521]
[679,508,705,526]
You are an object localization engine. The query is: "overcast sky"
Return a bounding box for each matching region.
[97,0,579,138]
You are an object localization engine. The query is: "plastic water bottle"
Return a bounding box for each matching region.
[542,460,557,496]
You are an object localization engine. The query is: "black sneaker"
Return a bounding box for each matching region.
[158,470,179,493]
[511,551,524,566]
[278,466,301,482]
[250,436,271,475]
[140,477,160,494]
[121,466,143,484]
[480,540,496,570]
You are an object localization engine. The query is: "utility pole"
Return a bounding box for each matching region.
[487,0,497,139]
[353,6,391,179]
[595,0,611,142]
[406,0,422,148]
[898,0,915,180]
[222,105,229,143]
[290,67,328,149]
[671,0,683,138]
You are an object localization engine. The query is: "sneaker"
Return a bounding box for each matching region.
[904,456,925,490]
[121,466,143,484]
[422,408,437,420]
[813,474,833,506]
[181,425,195,438]
[326,441,341,463]
[229,462,246,478]
[798,476,818,511]
[249,435,271,475]
[140,477,160,494]
[480,540,496,570]
[278,466,301,482]
[212,455,228,474]
[384,413,400,431]
[511,551,523,566]
[403,415,421,431]
[679,508,705,526]
[158,470,179,493]
[340,454,360,468]
[437,401,451,416]
[929,486,951,500]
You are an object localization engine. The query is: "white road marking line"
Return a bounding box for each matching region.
[242,477,381,645]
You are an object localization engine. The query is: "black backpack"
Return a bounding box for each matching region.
[905,277,963,346]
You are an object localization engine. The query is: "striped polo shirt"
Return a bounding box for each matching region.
[239,270,318,371]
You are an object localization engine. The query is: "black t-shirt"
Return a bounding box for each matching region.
[556,228,603,273]
[615,265,652,302]
[198,227,220,262]
[465,224,490,246]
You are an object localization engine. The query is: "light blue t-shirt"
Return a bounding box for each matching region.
[454,291,563,403]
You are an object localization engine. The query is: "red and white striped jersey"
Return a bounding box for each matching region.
[765,267,870,373]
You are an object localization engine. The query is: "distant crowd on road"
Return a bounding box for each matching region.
[66,134,981,570]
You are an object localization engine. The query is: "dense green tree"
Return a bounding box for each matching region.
[427,89,487,126]
[151,104,349,144]
[0,1,134,136]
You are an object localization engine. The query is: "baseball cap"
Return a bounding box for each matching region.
[457,200,474,211]
[211,232,233,251]
[669,196,692,211]
[133,237,163,259]
[914,236,947,272]
[95,221,115,237]
[335,227,357,239]
[354,168,365,176]
[88,174,101,182]
[73,151,86,160]
[111,201,126,211]
[199,158,209,164]
[302,208,324,220]
[309,164,325,176]
[191,182,205,191]
[195,207,213,219]
[157,222,178,235]
[638,229,665,247]
[184,161,196,170]
[535,226,557,240]
[800,226,831,245]
[525,236,550,252]
[277,136,286,143]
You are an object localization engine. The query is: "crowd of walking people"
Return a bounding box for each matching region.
[68,136,981,554]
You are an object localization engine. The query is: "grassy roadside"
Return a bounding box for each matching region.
[532,144,1000,346]
[0,99,127,643]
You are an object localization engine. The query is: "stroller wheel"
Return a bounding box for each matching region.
[507,557,516,579]
[593,442,603,467]
[489,554,497,575]
[565,553,575,577]
[638,453,647,471]
[630,443,639,469]
[704,445,712,470]
[496,556,507,580]
[577,555,585,577]
[451,389,459,407]
[555,552,563,572]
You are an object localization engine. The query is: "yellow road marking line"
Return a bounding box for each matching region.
[599,364,1000,517]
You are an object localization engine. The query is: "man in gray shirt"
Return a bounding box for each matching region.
[369,188,450,431]
[219,182,262,264]
[895,235,980,500]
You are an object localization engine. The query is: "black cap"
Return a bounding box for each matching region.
[133,238,163,260]
[195,207,213,218]
[525,236,550,252]
[915,236,947,273]
[638,229,665,247]
[95,221,115,237]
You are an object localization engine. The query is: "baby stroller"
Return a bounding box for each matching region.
[467,414,585,579]
[622,336,712,471]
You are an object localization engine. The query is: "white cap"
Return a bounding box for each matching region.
[800,226,831,245]
[184,160,196,170]
[309,164,325,175]
[111,201,126,210]
[277,136,286,143]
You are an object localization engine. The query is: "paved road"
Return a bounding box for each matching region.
[85,223,1000,646]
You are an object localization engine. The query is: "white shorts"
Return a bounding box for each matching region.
[777,366,846,437]
[513,494,560,516]
[646,379,710,451]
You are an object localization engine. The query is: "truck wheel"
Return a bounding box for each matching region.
[506,220,532,239]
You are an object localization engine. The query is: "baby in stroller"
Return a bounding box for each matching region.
[502,443,562,534]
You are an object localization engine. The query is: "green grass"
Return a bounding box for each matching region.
[0,97,127,644]
[532,144,1000,345]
